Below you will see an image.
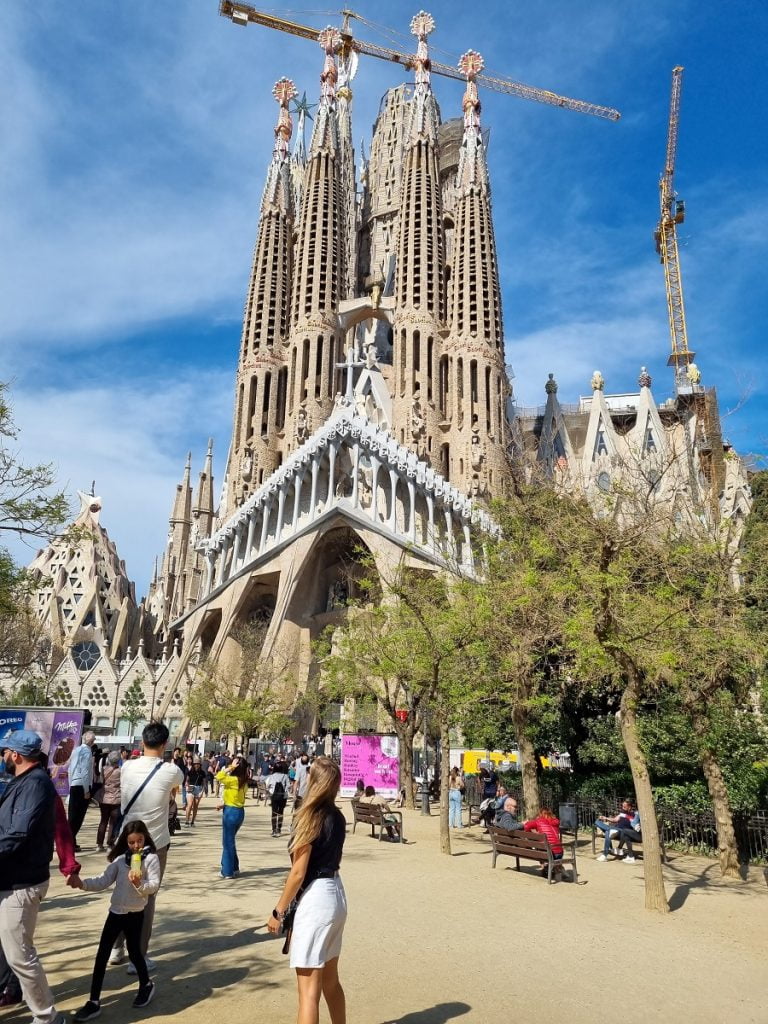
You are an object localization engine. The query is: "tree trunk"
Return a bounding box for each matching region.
[512,706,540,817]
[691,709,741,878]
[393,719,417,809]
[439,714,451,855]
[618,671,669,913]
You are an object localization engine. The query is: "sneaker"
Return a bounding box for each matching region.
[623,855,637,863]
[219,873,234,879]
[72,1000,101,1021]
[108,948,126,965]
[126,958,156,975]
[96,845,105,853]
[132,982,155,1009]
[596,853,608,862]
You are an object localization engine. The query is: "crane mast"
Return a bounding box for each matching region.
[654,66,696,394]
[218,1,621,121]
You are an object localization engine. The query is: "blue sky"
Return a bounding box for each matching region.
[3,1,766,599]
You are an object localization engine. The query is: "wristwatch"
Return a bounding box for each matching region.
[272,907,286,921]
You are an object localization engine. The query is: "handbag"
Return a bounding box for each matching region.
[109,761,164,845]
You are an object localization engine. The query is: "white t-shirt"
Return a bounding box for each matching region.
[120,756,184,850]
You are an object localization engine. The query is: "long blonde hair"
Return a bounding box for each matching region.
[288,756,340,853]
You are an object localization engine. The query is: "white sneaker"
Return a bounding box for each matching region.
[596,853,608,862]
[623,855,637,863]
[127,958,156,975]
[108,948,126,965]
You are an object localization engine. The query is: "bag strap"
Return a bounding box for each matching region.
[122,760,164,819]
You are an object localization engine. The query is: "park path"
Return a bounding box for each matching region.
[12,795,768,1024]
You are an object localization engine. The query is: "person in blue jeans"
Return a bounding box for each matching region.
[215,756,249,879]
[594,799,637,860]
[448,767,464,828]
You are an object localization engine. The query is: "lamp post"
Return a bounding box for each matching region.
[421,705,430,816]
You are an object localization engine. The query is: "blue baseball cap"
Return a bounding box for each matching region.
[3,730,43,757]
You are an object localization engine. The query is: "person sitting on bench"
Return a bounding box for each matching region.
[359,786,401,840]
[594,799,637,861]
[495,797,523,832]
[614,816,642,862]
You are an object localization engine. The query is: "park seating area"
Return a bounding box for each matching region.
[351,798,405,843]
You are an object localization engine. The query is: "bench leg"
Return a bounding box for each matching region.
[515,857,520,872]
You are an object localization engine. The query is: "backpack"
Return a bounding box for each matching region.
[273,779,285,800]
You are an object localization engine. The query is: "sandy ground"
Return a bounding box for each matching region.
[7,797,768,1024]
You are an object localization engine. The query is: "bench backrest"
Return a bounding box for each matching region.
[489,827,550,853]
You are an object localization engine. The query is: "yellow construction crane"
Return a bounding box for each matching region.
[218,2,621,121]
[654,66,698,394]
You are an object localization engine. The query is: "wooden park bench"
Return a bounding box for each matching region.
[351,799,405,843]
[488,827,578,884]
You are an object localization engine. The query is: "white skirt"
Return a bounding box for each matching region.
[289,875,347,969]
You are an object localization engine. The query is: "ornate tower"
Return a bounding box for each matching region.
[393,13,446,471]
[285,30,347,447]
[225,77,297,515]
[446,51,508,498]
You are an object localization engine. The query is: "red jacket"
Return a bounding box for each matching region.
[54,794,81,877]
[524,815,563,855]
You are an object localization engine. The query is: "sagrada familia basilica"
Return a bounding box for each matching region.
[24,13,751,740]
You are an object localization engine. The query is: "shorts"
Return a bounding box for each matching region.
[188,785,203,798]
[289,875,347,969]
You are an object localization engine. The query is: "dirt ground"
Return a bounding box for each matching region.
[8,797,768,1024]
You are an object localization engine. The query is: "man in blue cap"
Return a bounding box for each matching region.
[0,729,64,1024]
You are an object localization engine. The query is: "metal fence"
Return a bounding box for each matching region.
[467,780,768,864]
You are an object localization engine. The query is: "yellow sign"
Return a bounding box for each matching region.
[461,749,518,774]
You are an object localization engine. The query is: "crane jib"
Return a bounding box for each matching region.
[218,0,621,121]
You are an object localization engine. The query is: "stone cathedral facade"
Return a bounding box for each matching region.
[23,15,751,739]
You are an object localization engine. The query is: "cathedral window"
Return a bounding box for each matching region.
[276,368,288,430]
[597,471,611,493]
[261,372,272,436]
[301,338,310,401]
[485,365,492,431]
[72,641,100,671]
[427,337,433,402]
[315,336,324,399]
[594,428,608,457]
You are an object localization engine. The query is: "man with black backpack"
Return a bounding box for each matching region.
[265,761,290,836]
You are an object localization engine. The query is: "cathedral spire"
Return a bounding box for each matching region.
[285,29,346,442]
[446,51,507,498]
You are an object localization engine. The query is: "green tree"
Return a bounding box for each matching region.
[0,381,69,672]
[120,675,149,735]
[319,555,481,853]
[186,621,293,747]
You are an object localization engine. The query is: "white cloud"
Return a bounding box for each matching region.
[6,370,233,600]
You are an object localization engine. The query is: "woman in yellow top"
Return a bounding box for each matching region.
[216,755,249,879]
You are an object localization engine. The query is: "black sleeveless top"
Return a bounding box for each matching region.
[305,806,346,880]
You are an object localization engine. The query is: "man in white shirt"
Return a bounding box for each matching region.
[111,722,182,972]
[293,754,310,810]
[67,730,95,851]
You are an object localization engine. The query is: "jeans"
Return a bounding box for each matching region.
[0,882,58,1024]
[221,805,245,877]
[449,789,463,827]
[594,820,618,854]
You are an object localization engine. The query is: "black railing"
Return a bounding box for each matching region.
[464,780,768,864]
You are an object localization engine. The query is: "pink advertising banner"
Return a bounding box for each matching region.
[0,708,85,797]
[340,733,399,799]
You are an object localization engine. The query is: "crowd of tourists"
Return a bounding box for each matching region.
[0,724,349,1024]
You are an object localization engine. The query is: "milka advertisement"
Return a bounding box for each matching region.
[341,734,400,799]
[0,708,85,797]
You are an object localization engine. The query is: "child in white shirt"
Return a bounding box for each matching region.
[69,819,161,1020]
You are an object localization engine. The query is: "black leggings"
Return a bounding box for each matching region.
[91,911,148,1000]
[271,799,287,832]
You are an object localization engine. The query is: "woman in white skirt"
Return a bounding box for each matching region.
[267,756,347,1024]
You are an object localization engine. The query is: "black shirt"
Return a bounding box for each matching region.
[305,806,346,881]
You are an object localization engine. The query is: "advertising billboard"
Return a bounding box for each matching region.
[0,707,86,797]
[340,733,400,800]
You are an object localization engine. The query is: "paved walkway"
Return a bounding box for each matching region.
[9,797,768,1023]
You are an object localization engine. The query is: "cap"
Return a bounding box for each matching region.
[4,729,43,757]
